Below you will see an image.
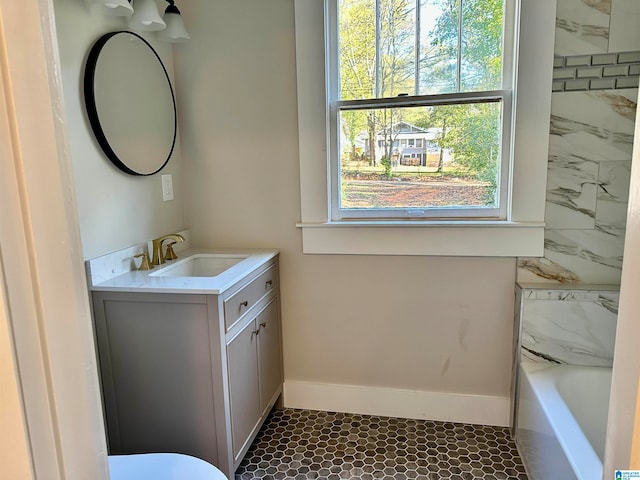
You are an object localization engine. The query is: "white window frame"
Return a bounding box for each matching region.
[329,0,515,221]
[294,0,557,256]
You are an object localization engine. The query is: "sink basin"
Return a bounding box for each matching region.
[149,254,249,278]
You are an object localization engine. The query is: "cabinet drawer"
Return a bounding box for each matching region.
[224,264,277,331]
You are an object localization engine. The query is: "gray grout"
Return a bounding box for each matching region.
[235,408,528,480]
[552,51,640,92]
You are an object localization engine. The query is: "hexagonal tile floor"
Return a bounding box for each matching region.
[235,408,527,480]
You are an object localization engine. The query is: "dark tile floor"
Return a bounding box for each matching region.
[236,408,528,480]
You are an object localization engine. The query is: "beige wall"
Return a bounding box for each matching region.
[176,0,518,405]
[53,0,186,260]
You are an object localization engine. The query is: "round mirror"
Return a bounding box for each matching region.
[84,31,177,176]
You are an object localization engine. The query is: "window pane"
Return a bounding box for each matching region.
[339,0,417,100]
[460,0,504,91]
[339,0,504,99]
[379,0,417,97]
[338,102,502,210]
[339,0,377,100]
[418,0,459,95]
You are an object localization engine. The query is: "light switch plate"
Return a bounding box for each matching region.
[161,174,174,201]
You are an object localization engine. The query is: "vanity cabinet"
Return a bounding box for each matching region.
[91,256,282,479]
[227,298,282,461]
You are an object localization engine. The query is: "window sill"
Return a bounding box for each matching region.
[296,221,545,256]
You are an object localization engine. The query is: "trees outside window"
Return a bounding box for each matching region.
[335,0,508,218]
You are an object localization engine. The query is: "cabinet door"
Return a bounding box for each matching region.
[226,320,261,458]
[257,298,283,413]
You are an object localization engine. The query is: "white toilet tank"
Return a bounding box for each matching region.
[108,453,228,480]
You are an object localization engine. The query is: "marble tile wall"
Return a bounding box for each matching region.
[517,0,640,286]
[554,0,640,56]
[516,284,619,367]
[555,0,611,56]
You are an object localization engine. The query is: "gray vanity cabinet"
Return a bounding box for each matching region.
[91,257,282,478]
[256,300,283,412]
[227,318,262,458]
[227,297,282,462]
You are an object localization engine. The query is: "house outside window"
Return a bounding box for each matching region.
[364,121,449,168]
[294,0,555,256]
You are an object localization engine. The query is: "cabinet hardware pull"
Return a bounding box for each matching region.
[253,323,262,336]
[265,280,273,288]
[239,300,248,311]
[259,322,267,328]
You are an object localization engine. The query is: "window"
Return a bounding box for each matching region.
[294,0,554,255]
[332,0,513,220]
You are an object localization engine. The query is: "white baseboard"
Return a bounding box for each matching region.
[283,381,510,427]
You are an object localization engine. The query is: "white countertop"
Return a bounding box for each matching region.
[89,248,279,295]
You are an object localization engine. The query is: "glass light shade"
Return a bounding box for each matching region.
[128,0,166,31]
[92,0,133,17]
[157,12,191,43]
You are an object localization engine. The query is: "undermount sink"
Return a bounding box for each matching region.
[149,254,249,278]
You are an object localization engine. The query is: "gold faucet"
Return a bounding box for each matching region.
[151,233,185,265]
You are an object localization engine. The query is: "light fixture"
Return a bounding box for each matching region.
[92,0,190,42]
[128,0,166,32]
[157,0,190,43]
[91,0,134,17]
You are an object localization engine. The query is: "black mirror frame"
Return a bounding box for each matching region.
[83,31,177,176]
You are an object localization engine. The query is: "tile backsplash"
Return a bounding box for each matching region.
[552,51,640,92]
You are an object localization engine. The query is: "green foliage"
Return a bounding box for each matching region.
[425,0,504,92]
[339,0,416,100]
[339,0,377,162]
[341,110,367,160]
[378,0,415,97]
[338,0,505,194]
[428,102,500,196]
[339,0,376,101]
[380,156,392,178]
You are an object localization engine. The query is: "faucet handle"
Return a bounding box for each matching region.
[164,241,178,261]
[134,253,153,271]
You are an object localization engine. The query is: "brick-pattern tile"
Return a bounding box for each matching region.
[235,409,528,480]
[553,51,640,92]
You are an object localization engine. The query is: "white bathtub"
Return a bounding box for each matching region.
[516,363,612,480]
